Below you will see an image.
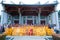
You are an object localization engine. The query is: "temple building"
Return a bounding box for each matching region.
[1,2,59,29]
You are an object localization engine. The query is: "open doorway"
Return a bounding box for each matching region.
[41,20,45,25]
[14,20,19,24]
[27,20,33,25]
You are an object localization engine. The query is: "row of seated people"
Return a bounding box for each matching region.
[1,24,56,36]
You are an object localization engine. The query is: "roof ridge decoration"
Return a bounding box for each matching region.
[1,0,58,6]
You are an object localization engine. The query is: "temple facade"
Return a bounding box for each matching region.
[1,3,59,29]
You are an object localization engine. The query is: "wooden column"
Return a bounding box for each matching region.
[18,8,21,24]
[38,8,41,24]
[33,16,34,25]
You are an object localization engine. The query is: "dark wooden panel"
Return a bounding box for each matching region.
[21,11,38,16]
[4,5,55,16]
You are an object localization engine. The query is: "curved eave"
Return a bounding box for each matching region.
[2,3,58,7]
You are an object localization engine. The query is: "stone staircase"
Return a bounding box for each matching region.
[6,36,52,40]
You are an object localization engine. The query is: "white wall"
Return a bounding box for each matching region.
[55,11,59,29]
[1,11,13,25]
[1,12,8,25]
[4,12,8,24]
[51,11,59,29]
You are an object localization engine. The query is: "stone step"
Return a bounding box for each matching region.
[6,36,52,40]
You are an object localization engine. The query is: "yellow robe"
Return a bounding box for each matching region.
[4,27,12,36]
